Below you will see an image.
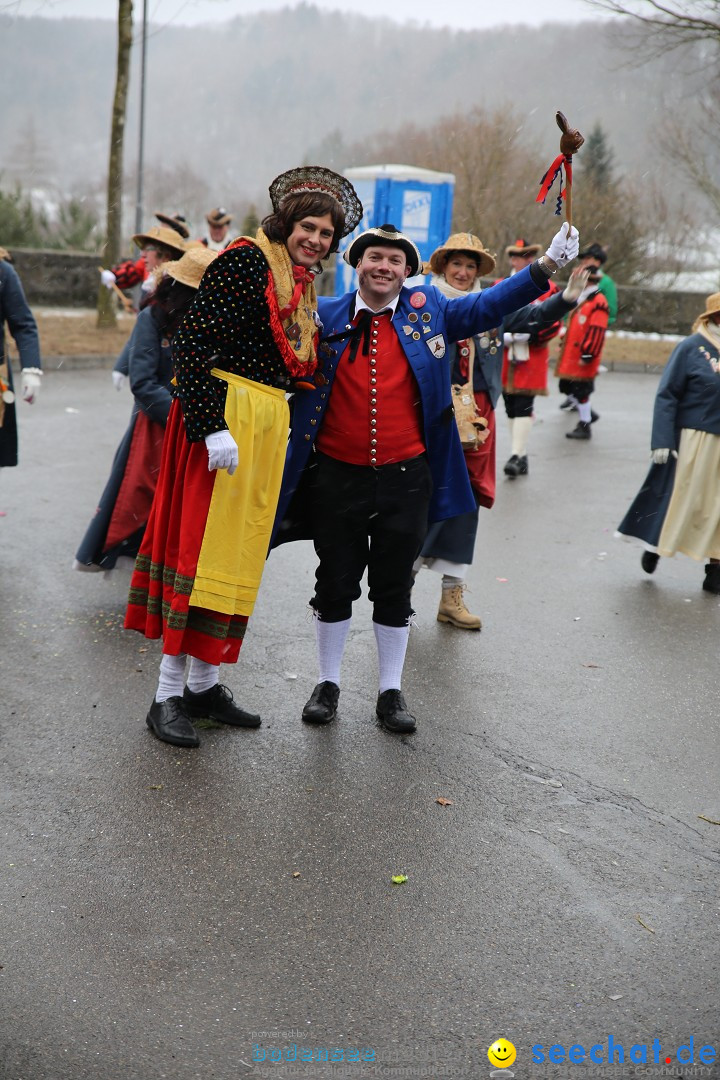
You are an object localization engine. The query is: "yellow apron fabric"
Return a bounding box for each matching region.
[190,370,289,616]
[658,427,720,561]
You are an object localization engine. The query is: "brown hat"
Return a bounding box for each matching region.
[428,232,496,278]
[155,212,190,239]
[132,224,187,256]
[269,166,363,238]
[164,247,219,290]
[505,237,542,258]
[206,207,232,227]
[343,224,422,277]
[692,291,720,332]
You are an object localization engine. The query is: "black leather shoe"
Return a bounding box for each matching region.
[504,454,528,477]
[641,550,660,575]
[566,422,591,440]
[183,683,261,728]
[559,397,576,411]
[376,689,417,734]
[703,563,720,594]
[146,697,200,748]
[590,409,600,423]
[302,681,339,724]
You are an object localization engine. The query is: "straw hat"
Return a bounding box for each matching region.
[343,224,422,278]
[427,232,496,278]
[0,247,11,262]
[505,237,542,258]
[693,292,720,330]
[206,207,233,227]
[269,166,363,237]
[131,224,187,256]
[165,247,219,289]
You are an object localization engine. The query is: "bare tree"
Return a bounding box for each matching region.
[586,0,720,52]
[97,0,133,329]
[587,0,720,234]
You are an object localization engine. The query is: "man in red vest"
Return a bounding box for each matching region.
[275,221,580,734]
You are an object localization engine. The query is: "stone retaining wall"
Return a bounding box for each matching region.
[6,248,712,335]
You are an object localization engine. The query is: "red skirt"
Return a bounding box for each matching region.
[124,399,248,664]
[465,391,496,510]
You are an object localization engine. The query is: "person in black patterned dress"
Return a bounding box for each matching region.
[124,166,362,749]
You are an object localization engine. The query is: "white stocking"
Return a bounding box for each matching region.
[187,657,220,694]
[511,416,533,456]
[374,622,410,694]
[315,616,352,686]
[156,652,187,702]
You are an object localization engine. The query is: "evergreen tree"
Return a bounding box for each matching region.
[579,124,616,192]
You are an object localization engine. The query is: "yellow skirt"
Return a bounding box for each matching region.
[658,427,720,561]
[189,370,289,616]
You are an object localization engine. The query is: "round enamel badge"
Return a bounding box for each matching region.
[409,292,426,309]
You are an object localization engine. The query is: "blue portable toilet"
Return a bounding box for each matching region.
[335,163,455,295]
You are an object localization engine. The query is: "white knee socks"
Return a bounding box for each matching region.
[156,653,187,702]
[374,622,410,694]
[315,616,352,686]
[187,658,220,694]
[577,400,592,424]
[511,415,533,456]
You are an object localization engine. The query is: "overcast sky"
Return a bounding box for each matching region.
[3,0,612,31]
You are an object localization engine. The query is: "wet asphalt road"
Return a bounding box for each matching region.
[1,366,719,1080]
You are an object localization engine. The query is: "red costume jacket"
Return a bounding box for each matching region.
[555,291,609,381]
[501,280,560,397]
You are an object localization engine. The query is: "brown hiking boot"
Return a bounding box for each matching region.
[437,584,482,630]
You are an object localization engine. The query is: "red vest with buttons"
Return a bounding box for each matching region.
[316,310,426,466]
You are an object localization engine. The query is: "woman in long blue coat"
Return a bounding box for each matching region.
[74,247,217,573]
[617,291,720,593]
[0,255,42,468]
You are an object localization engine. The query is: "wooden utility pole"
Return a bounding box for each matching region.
[97,0,134,329]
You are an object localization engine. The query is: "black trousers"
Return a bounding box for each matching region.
[503,392,535,418]
[310,452,433,626]
[559,377,594,403]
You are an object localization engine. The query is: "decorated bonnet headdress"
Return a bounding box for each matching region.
[269,166,363,237]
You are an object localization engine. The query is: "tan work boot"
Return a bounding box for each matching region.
[437,584,482,630]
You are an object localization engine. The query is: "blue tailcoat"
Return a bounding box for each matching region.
[272,265,545,547]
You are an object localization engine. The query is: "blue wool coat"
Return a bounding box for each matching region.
[0,261,42,468]
[272,265,546,546]
[651,332,720,450]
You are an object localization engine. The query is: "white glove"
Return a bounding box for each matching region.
[205,430,238,475]
[140,276,156,295]
[545,222,580,269]
[111,370,126,391]
[21,368,42,404]
[562,267,591,303]
[503,333,530,346]
[100,269,116,290]
[652,448,677,465]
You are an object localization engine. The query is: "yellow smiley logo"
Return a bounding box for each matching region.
[488,1038,517,1068]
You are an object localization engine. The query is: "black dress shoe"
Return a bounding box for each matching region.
[641,550,660,575]
[504,454,528,477]
[590,409,600,423]
[566,422,591,440]
[302,681,339,724]
[703,563,720,594]
[376,689,417,734]
[146,697,200,748]
[559,397,576,411]
[183,683,261,728]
